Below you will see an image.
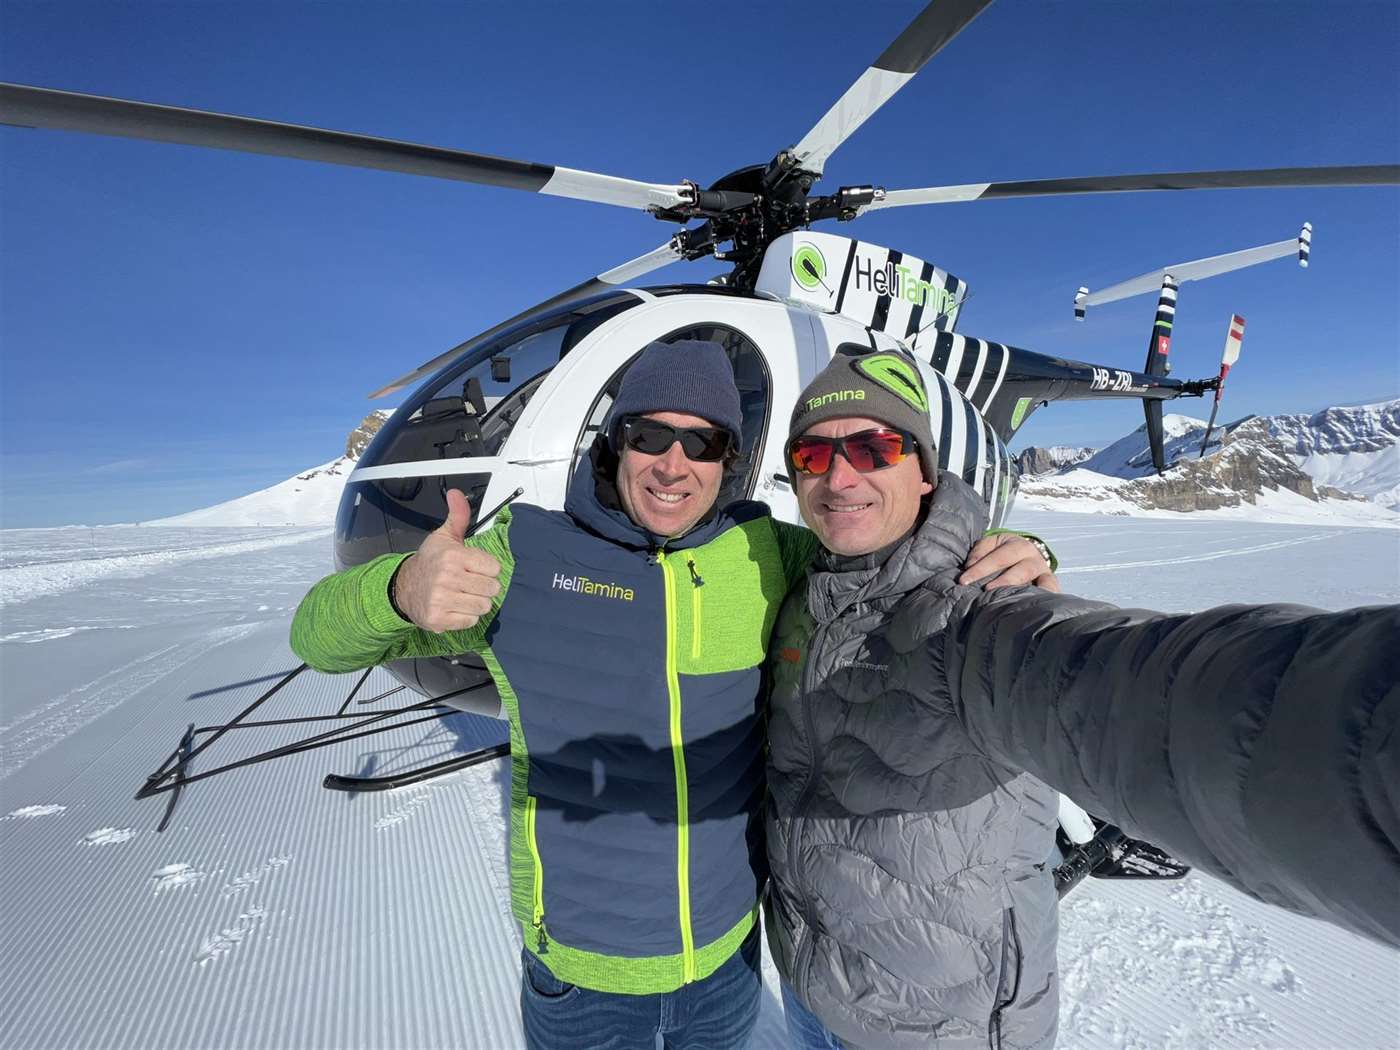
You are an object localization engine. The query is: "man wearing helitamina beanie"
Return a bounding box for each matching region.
[291,339,1056,1049]
[766,349,1400,1050]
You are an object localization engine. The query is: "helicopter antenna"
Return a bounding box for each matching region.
[913,288,975,343]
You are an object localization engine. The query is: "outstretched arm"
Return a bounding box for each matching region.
[290,493,513,673]
[941,589,1400,947]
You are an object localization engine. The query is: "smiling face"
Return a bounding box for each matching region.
[616,411,726,538]
[794,415,933,556]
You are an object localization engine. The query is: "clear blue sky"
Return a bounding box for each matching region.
[2,0,1397,527]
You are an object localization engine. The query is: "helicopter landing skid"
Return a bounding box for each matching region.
[323,742,510,792]
[135,662,498,828]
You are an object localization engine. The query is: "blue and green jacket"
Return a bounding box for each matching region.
[290,458,815,995]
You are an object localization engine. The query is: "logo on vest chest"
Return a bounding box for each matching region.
[551,572,636,602]
[836,658,890,674]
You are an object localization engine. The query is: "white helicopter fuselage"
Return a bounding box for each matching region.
[347,284,1015,534]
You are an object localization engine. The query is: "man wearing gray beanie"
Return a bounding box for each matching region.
[292,338,1055,1049]
[766,349,1400,1050]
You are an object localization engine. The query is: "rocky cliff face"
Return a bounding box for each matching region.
[1102,418,1362,512]
[1264,401,1400,457]
[345,409,392,460]
[1015,445,1097,476]
[1020,407,1389,518]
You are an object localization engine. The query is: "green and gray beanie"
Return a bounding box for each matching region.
[788,347,939,481]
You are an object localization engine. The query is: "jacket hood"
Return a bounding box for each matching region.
[808,471,988,623]
[563,435,742,552]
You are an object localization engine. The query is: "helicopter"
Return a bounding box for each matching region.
[3,1,1395,886]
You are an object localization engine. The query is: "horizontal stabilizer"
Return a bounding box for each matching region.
[1075,223,1311,317]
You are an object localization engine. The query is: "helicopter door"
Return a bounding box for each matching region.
[506,294,814,523]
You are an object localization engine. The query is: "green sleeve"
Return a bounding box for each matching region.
[771,518,820,590]
[289,509,516,673]
[982,527,1058,572]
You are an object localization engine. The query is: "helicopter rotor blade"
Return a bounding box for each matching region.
[787,0,994,177]
[0,82,696,213]
[367,239,688,400]
[861,165,1400,211]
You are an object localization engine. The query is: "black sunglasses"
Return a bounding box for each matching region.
[619,416,734,462]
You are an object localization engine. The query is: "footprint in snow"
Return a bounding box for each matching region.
[152,862,207,893]
[194,906,267,966]
[221,855,291,897]
[374,788,435,830]
[5,804,66,820]
[81,827,136,846]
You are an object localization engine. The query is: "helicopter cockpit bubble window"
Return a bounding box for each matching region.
[337,291,641,568]
[571,324,771,508]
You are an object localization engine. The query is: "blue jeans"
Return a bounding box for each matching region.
[520,927,761,1050]
[781,981,844,1050]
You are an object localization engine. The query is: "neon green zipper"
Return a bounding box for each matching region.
[526,795,548,952]
[658,553,697,983]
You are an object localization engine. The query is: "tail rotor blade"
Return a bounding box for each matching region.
[1200,315,1245,457]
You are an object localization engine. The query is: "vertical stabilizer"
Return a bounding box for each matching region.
[1142,275,1177,472]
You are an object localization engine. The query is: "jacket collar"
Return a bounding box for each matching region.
[807,471,988,623]
[563,436,734,553]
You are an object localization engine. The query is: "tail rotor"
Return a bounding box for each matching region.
[1199,314,1246,457]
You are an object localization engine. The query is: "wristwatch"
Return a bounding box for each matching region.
[1028,537,1052,570]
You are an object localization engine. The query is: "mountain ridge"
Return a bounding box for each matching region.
[1018,400,1398,528]
[147,400,1399,529]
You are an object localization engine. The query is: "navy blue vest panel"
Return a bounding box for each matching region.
[486,503,769,960]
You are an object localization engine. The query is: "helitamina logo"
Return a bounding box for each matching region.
[853,255,958,318]
[855,353,929,413]
[552,572,635,602]
[791,242,831,295]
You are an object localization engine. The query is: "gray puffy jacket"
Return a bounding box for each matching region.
[766,473,1399,1050]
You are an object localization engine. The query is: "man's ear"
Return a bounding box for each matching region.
[920,478,934,496]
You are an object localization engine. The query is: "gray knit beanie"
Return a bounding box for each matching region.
[788,348,939,481]
[607,339,743,450]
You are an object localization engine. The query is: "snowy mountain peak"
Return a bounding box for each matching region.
[1264,399,1400,457]
[147,410,393,526]
[1078,413,1224,479]
[1020,400,1399,527]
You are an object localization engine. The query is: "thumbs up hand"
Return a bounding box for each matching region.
[392,489,502,632]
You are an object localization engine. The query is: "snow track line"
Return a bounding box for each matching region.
[0,528,330,605]
[0,623,261,779]
[1060,531,1334,575]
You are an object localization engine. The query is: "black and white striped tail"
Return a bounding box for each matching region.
[1143,275,1177,377]
[1299,222,1312,267]
[1074,287,1089,321]
[914,355,1016,528]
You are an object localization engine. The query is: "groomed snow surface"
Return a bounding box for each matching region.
[2,515,1397,1049]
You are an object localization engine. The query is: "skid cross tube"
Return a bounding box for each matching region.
[136,667,492,803]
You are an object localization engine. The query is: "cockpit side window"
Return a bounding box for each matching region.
[346,293,639,548]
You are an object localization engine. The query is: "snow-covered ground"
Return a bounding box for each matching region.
[1017,471,1400,529]
[1,515,1397,1049]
